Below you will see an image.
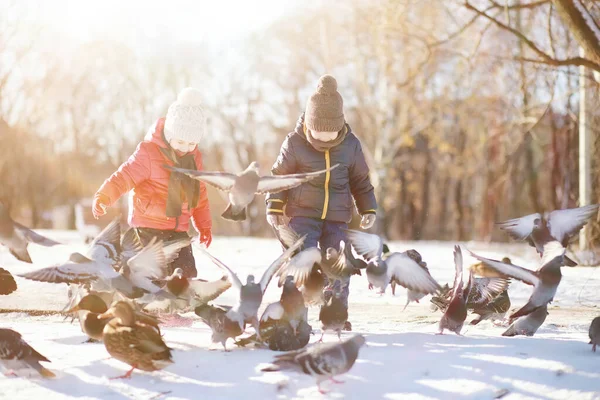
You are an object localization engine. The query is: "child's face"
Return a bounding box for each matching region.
[169,139,197,153]
[311,131,339,142]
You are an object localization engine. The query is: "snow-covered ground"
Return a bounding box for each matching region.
[1,231,599,400]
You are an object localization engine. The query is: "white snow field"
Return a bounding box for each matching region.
[1,231,599,400]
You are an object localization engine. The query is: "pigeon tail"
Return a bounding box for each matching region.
[221,203,247,221]
[509,301,541,321]
[501,324,518,337]
[563,256,577,267]
[10,248,32,264]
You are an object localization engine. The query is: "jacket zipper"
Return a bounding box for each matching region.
[321,150,331,220]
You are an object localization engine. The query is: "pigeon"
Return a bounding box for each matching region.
[279,275,309,335]
[0,267,17,295]
[274,224,325,306]
[261,334,366,394]
[237,292,312,351]
[430,276,510,325]
[0,202,61,263]
[199,235,306,339]
[321,241,366,285]
[439,246,473,335]
[99,301,172,379]
[0,328,54,378]
[502,305,548,337]
[148,267,231,312]
[344,230,441,297]
[194,303,244,351]
[468,241,566,322]
[589,316,600,352]
[167,161,338,221]
[19,220,182,301]
[319,290,348,341]
[497,204,599,266]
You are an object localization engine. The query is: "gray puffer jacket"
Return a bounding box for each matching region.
[266,114,377,223]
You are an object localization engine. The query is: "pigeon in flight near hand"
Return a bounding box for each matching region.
[167,161,338,221]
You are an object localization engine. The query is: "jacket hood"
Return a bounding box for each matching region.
[144,118,169,148]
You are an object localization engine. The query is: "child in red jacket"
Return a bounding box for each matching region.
[92,88,212,278]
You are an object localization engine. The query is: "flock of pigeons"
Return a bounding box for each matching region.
[1,199,600,392]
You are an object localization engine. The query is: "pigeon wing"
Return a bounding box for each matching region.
[18,261,102,284]
[468,250,539,286]
[496,213,542,241]
[256,164,339,194]
[125,237,169,293]
[343,229,383,261]
[13,223,61,247]
[198,248,243,291]
[277,248,322,287]
[166,166,237,191]
[260,234,307,293]
[547,204,599,245]
[188,276,232,304]
[386,252,441,294]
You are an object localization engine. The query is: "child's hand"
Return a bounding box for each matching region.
[198,228,212,248]
[360,214,376,229]
[92,193,110,219]
[267,214,284,227]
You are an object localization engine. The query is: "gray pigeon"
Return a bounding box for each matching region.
[589,316,600,352]
[502,305,548,337]
[468,241,566,322]
[0,267,17,295]
[194,303,244,351]
[0,328,54,377]
[319,290,348,341]
[439,246,473,335]
[0,202,61,263]
[261,334,366,394]
[497,205,599,266]
[344,230,441,297]
[199,235,306,339]
[167,162,338,221]
[321,241,366,285]
[274,224,325,306]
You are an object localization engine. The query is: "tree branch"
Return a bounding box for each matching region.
[464,1,600,72]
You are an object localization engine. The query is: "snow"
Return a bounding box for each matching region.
[1,232,599,399]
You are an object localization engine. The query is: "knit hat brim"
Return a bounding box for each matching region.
[305,115,345,133]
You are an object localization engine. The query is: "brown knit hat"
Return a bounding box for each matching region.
[305,75,345,132]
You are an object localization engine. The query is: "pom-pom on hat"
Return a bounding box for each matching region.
[304,75,345,133]
[164,87,206,143]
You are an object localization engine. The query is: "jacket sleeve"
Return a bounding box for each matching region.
[349,139,377,215]
[265,135,297,215]
[191,155,212,230]
[96,142,152,206]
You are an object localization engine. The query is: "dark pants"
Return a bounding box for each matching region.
[134,228,197,278]
[288,216,349,307]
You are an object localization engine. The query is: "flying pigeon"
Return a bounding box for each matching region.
[344,230,441,297]
[199,235,306,339]
[0,267,17,295]
[0,202,61,263]
[274,224,325,306]
[502,305,548,337]
[439,246,473,335]
[261,334,366,394]
[319,290,348,341]
[0,328,54,378]
[194,303,244,351]
[589,316,600,352]
[167,161,339,221]
[468,241,566,322]
[321,241,366,285]
[497,204,599,266]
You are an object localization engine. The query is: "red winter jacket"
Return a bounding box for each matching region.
[96,118,212,232]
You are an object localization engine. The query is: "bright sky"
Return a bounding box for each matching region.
[8,0,297,45]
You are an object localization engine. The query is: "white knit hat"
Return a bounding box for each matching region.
[164,88,206,143]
